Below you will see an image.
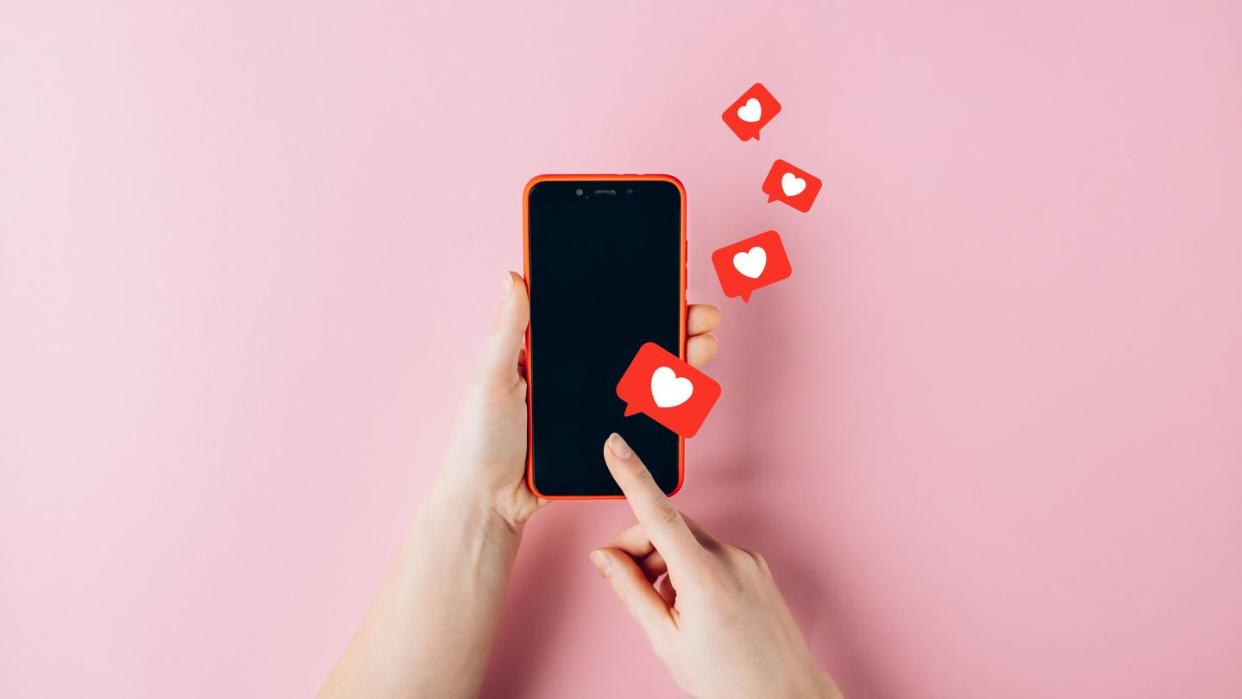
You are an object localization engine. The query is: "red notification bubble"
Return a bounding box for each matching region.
[711,230,793,303]
[762,159,822,213]
[722,83,781,142]
[616,342,721,439]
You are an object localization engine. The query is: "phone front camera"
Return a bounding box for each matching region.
[575,188,583,196]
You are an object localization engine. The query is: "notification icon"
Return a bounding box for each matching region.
[722,83,781,141]
[762,159,822,213]
[617,343,721,439]
[711,230,793,302]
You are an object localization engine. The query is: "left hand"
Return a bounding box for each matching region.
[435,271,721,530]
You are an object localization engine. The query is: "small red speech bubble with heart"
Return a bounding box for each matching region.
[762,159,822,213]
[711,230,793,302]
[722,83,781,142]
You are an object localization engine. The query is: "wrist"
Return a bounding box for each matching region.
[424,476,525,546]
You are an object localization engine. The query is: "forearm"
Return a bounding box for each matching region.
[320,477,522,699]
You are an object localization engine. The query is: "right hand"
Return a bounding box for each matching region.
[590,433,843,699]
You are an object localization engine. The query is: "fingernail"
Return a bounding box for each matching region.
[589,550,610,574]
[501,271,513,297]
[607,433,632,460]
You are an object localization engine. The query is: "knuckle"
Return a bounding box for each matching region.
[629,461,657,484]
[723,544,751,565]
[720,545,769,578]
[744,548,768,571]
[652,501,684,528]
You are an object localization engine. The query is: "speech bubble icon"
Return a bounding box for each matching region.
[722,83,782,141]
[616,342,722,439]
[711,230,793,303]
[762,159,823,213]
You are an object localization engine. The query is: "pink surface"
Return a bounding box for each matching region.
[3,1,1241,697]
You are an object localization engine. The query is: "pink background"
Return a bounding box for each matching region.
[3,1,1241,697]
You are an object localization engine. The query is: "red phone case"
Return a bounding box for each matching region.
[523,174,688,500]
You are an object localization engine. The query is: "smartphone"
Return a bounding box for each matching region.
[523,174,687,499]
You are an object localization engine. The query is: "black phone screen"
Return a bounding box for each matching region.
[527,178,683,497]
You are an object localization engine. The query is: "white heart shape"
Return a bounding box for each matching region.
[736,97,762,123]
[732,246,767,279]
[781,172,806,197]
[650,366,694,409]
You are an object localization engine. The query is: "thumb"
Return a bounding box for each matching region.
[478,271,529,390]
[590,547,675,641]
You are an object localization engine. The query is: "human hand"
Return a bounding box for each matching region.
[434,271,722,531]
[322,278,721,699]
[590,433,843,699]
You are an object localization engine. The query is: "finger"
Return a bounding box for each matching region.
[655,574,677,607]
[603,433,704,567]
[610,523,668,581]
[610,521,656,558]
[687,334,718,367]
[611,512,721,552]
[639,551,669,582]
[590,548,676,638]
[479,272,529,391]
[687,304,721,336]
